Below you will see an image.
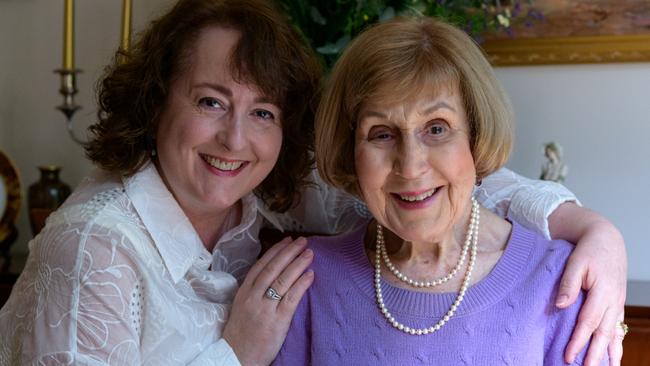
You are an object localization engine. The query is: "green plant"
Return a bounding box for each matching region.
[278,0,539,67]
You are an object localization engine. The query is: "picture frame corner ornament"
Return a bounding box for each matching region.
[0,150,22,243]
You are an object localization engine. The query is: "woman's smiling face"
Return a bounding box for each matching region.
[354,83,476,243]
[155,26,283,217]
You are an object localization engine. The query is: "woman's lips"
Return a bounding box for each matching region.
[391,187,440,209]
[200,154,248,176]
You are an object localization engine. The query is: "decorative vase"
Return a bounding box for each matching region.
[28,166,71,236]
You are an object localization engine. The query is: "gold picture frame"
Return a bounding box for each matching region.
[483,34,650,66]
[480,1,650,66]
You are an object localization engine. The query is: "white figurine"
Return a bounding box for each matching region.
[540,142,568,183]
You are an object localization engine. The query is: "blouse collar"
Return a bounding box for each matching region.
[123,163,274,283]
[123,162,263,283]
[123,163,207,283]
[257,199,284,231]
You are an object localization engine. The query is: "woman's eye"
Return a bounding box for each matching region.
[253,109,275,120]
[427,123,447,135]
[198,97,223,110]
[368,128,394,141]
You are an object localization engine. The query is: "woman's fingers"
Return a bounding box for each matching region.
[565,287,607,363]
[583,306,618,365]
[556,253,584,308]
[266,248,314,305]
[277,269,315,316]
[223,238,313,366]
[607,314,625,366]
[241,236,293,289]
[251,237,309,293]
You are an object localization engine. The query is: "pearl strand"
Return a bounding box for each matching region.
[374,197,479,335]
[378,201,478,288]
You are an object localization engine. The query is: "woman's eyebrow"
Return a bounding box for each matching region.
[193,82,275,105]
[359,110,387,120]
[193,82,232,96]
[421,100,456,115]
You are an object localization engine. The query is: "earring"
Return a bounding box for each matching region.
[147,135,157,158]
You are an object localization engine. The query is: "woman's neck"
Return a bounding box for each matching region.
[382,223,465,286]
[154,160,243,252]
[187,201,242,252]
[365,206,512,291]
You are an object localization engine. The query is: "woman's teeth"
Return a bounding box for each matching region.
[399,188,436,202]
[203,155,244,171]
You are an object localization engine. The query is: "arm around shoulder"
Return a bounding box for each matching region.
[548,203,626,366]
[477,167,578,239]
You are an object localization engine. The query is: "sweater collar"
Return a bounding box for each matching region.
[342,220,535,317]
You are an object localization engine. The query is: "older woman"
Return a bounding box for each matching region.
[274,17,617,366]
[0,1,624,365]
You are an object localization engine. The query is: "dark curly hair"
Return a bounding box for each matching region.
[86,0,322,212]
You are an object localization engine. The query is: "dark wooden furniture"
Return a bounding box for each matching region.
[623,305,650,365]
[0,272,18,307]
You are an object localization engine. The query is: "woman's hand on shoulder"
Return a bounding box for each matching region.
[548,202,627,366]
[223,237,314,366]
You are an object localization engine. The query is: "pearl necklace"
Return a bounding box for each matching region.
[378,201,477,288]
[374,197,479,335]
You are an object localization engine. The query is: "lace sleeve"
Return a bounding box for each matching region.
[476,167,579,239]
[0,222,142,365]
[275,169,371,235]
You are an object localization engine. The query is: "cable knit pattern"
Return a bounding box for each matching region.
[273,221,607,366]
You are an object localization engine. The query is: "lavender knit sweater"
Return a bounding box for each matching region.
[273,221,606,366]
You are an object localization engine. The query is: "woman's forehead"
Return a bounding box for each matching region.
[363,79,462,111]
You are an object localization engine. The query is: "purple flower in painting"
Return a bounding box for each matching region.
[512,1,522,17]
[527,8,544,21]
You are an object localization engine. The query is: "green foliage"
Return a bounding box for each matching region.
[277,0,536,67]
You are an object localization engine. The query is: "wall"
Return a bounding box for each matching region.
[1,1,648,281]
[496,64,650,281]
[0,0,174,257]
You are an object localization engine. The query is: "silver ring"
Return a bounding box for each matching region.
[265,287,282,301]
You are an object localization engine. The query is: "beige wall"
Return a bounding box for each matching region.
[0,0,174,255]
[1,1,648,281]
[497,63,650,281]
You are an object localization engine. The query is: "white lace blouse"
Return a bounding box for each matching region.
[0,163,576,365]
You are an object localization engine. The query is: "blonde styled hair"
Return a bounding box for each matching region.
[315,16,514,196]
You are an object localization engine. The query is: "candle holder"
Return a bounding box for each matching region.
[54,68,85,144]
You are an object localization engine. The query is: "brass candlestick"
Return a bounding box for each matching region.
[54,68,84,144]
[54,0,131,144]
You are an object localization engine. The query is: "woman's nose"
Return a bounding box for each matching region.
[394,137,428,179]
[218,114,246,151]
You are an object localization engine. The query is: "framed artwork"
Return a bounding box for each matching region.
[0,150,21,245]
[482,0,650,66]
